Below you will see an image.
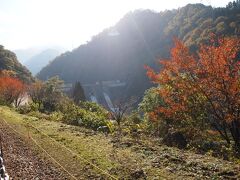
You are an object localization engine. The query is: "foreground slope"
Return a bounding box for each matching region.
[0,120,68,179]
[0,106,239,179]
[37,3,240,99]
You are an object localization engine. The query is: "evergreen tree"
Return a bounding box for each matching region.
[72,81,86,104]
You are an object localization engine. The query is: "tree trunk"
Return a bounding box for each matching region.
[117,121,121,142]
[230,120,240,154]
[212,122,231,145]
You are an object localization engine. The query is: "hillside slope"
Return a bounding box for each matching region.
[0,120,67,179]
[0,45,33,82]
[37,3,240,99]
[0,106,240,179]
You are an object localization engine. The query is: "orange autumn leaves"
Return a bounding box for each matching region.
[0,71,27,107]
[145,37,240,125]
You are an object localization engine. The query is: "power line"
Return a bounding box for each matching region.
[27,123,118,180]
[1,118,118,180]
[1,118,78,180]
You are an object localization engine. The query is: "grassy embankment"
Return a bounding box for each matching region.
[1,106,239,179]
[0,106,171,179]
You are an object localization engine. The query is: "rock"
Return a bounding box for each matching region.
[97,126,110,133]
[77,119,83,125]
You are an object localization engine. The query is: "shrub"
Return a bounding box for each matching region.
[29,102,42,112]
[17,102,43,114]
[78,101,108,116]
[62,103,109,131]
[17,104,32,114]
[48,111,63,122]
[28,111,49,120]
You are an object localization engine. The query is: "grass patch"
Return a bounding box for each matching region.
[0,106,171,179]
[1,106,238,179]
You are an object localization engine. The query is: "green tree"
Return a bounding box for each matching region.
[138,87,168,136]
[29,80,45,108]
[42,76,64,112]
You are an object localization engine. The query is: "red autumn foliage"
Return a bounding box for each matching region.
[146,37,240,150]
[0,72,27,107]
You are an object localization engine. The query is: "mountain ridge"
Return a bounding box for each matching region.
[37,3,240,99]
[25,49,63,75]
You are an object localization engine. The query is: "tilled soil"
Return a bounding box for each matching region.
[0,121,69,180]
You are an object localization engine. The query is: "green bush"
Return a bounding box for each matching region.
[28,111,49,120]
[78,101,108,116]
[17,104,32,114]
[105,120,115,133]
[48,111,63,121]
[120,112,148,138]
[29,102,43,112]
[62,103,109,131]
[17,102,44,115]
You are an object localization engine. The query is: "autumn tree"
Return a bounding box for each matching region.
[146,37,240,151]
[0,76,26,107]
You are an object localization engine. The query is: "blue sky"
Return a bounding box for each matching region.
[0,0,231,50]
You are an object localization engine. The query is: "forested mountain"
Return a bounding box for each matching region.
[25,49,63,75]
[37,3,240,99]
[0,45,33,82]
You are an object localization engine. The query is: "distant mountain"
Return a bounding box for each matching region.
[37,2,240,100]
[25,49,63,75]
[0,45,33,82]
[13,48,43,64]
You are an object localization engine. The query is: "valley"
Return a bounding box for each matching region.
[0,1,240,179]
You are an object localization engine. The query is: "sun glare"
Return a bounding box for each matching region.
[0,0,231,50]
